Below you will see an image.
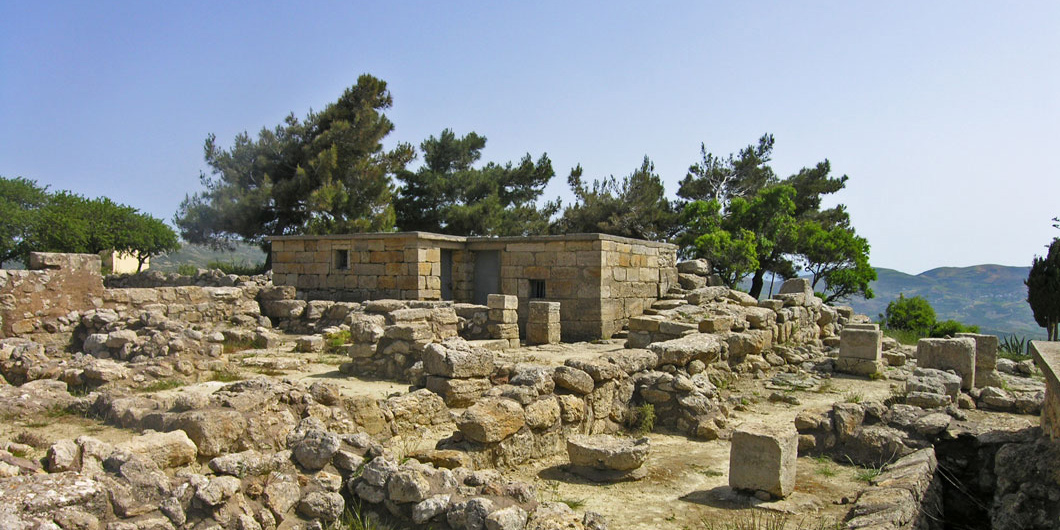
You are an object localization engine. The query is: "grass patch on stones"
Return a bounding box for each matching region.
[209,367,244,382]
[137,379,185,393]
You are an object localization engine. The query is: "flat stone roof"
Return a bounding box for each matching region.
[1031,340,1060,390]
[268,231,676,249]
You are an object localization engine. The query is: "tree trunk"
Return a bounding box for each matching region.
[749,269,766,299]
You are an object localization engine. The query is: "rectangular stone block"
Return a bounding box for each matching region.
[628,316,663,333]
[425,376,492,407]
[729,422,798,499]
[834,357,884,377]
[845,323,880,331]
[840,328,883,361]
[917,337,976,391]
[487,294,518,310]
[956,333,999,387]
[699,316,733,334]
[489,323,519,339]
[527,322,561,345]
[528,301,561,322]
[488,308,519,324]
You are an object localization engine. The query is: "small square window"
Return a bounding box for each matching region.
[529,279,546,299]
[334,249,349,270]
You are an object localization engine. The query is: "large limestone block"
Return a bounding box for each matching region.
[677,259,712,276]
[487,294,518,310]
[172,409,247,457]
[422,339,495,378]
[566,434,650,481]
[778,278,812,296]
[729,421,798,499]
[567,434,650,470]
[956,333,1000,388]
[115,430,197,469]
[649,333,723,366]
[527,322,560,345]
[426,376,492,408]
[528,301,561,321]
[457,398,525,443]
[1030,340,1060,440]
[840,328,883,361]
[917,338,976,391]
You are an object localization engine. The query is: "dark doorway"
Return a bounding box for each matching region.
[441,249,454,300]
[473,250,500,305]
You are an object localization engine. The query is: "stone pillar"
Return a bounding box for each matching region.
[836,324,883,376]
[527,301,560,345]
[729,421,798,499]
[1031,341,1060,440]
[955,333,1002,388]
[917,337,976,391]
[487,294,520,348]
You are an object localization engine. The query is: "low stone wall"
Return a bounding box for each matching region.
[1031,340,1060,440]
[104,269,271,289]
[844,448,943,530]
[0,253,105,348]
[627,280,844,358]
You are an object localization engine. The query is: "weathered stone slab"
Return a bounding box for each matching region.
[649,333,723,366]
[729,421,798,499]
[566,434,649,482]
[1031,340,1060,440]
[917,338,976,391]
[456,398,525,443]
[425,376,491,407]
[422,339,494,378]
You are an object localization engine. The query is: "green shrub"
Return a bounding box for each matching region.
[929,319,979,338]
[999,334,1028,356]
[176,264,198,276]
[884,294,936,335]
[324,330,352,354]
[207,259,266,276]
[633,403,655,434]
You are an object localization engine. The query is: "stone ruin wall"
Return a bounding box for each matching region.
[270,233,678,342]
[0,253,267,356]
[0,253,105,348]
[272,232,458,301]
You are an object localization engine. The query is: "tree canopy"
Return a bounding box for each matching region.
[175,74,414,253]
[884,294,937,335]
[676,136,873,300]
[0,176,179,269]
[0,176,49,264]
[551,157,678,241]
[394,129,557,236]
[1027,237,1060,341]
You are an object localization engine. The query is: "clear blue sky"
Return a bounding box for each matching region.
[2,2,1057,274]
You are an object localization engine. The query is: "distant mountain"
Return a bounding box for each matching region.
[152,242,266,272]
[844,265,1042,340]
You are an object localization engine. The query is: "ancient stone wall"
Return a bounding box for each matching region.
[270,232,677,341]
[0,253,105,347]
[271,232,464,301]
[102,286,264,328]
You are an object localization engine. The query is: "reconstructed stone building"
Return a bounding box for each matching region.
[269,232,678,341]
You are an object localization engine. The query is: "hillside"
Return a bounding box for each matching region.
[844,265,1041,339]
[152,242,266,272]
